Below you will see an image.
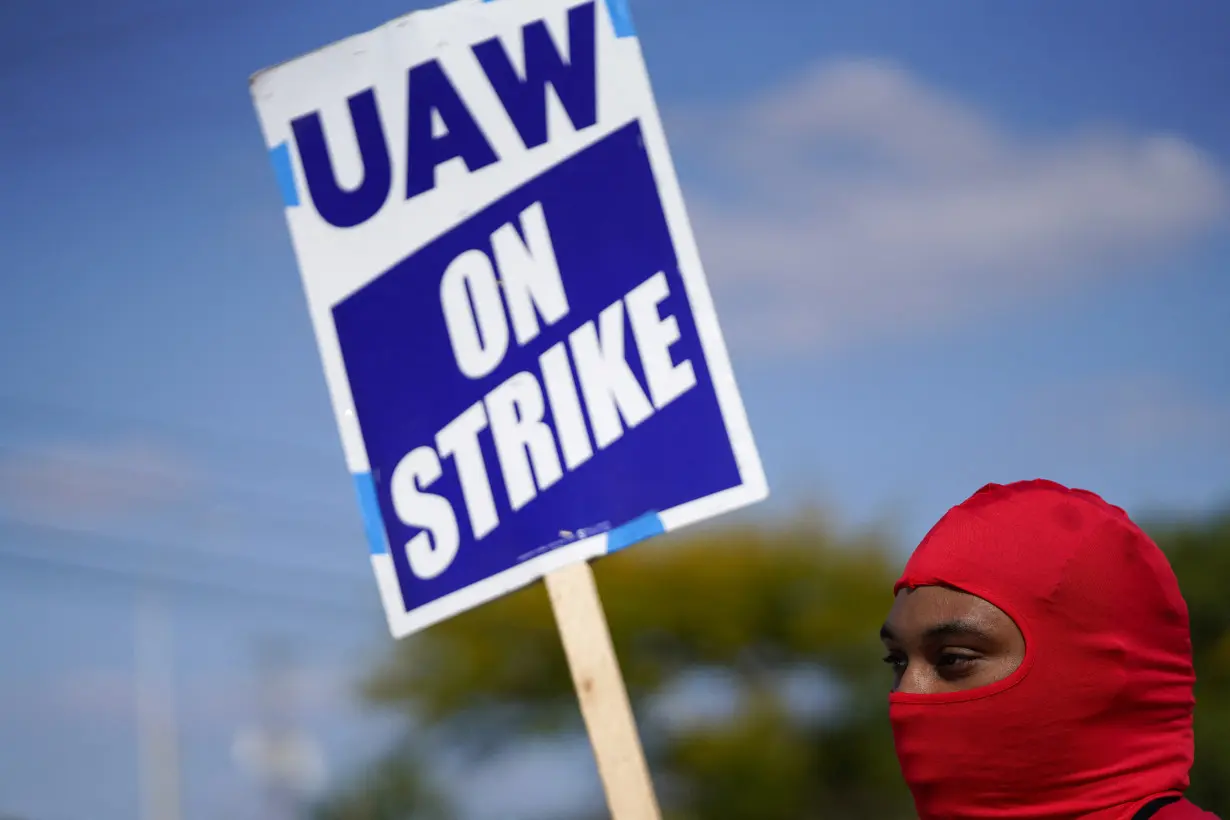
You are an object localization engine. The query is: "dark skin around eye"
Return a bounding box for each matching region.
[880,586,1026,695]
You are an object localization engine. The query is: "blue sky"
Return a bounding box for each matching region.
[1,0,1228,818]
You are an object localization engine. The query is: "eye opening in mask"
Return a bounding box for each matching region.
[881,619,995,680]
[881,582,1034,703]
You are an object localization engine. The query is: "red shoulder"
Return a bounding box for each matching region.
[1155,799,1220,819]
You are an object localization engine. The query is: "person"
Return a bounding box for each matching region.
[880,479,1219,819]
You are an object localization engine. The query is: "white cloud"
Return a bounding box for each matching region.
[669,58,1228,352]
[0,439,195,531]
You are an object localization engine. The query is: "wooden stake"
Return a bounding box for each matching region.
[545,560,663,820]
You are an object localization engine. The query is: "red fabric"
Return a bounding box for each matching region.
[1156,798,1221,818]
[889,479,1201,820]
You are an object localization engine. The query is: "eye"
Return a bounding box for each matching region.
[937,653,971,667]
[881,652,907,671]
[935,651,980,676]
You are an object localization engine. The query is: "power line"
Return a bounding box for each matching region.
[0,393,398,616]
[0,391,339,468]
[0,515,382,617]
[0,405,370,555]
[0,545,382,617]
[0,509,368,578]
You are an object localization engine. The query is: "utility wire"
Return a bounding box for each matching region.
[0,544,381,617]
[0,514,382,617]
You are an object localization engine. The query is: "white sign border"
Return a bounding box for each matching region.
[253,0,768,639]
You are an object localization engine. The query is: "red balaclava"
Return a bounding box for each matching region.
[890,479,1197,820]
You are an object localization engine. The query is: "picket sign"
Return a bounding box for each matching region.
[249,0,766,814]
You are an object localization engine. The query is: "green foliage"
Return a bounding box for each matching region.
[312,741,452,820]
[355,518,913,819]
[1149,511,1230,813]
[319,509,1230,819]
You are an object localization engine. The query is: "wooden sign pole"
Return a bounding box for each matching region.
[545,561,663,820]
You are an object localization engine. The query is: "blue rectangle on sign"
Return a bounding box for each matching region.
[269,141,299,207]
[333,121,742,612]
[352,472,389,555]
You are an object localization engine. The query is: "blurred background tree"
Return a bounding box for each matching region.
[1151,511,1230,812]
[313,738,453,820]
[315,510,1230,820]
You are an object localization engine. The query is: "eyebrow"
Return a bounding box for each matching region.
[879,619,996,643]
[923,619,996,642]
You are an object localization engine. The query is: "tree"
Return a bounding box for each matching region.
[325,517,911,820]
[1150,511,1230,814]
[313,739,453,820]
[317,508,1230,819]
